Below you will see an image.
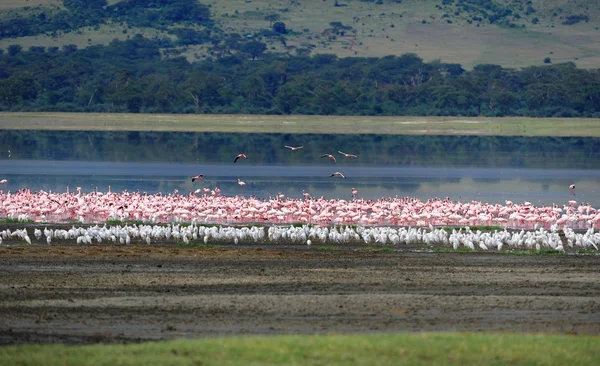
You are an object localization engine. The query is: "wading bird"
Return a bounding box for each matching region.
[351,188,358,197]
[570,184,576,195]
[238,178,246,187]
[234,153,247,163]
[0,179,6,184]
[338,151,358,158]
[191,175,205,182]
[320,154,336,163]
[285,145,303,151]
[330,172,345,179]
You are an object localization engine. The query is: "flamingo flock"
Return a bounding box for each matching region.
[0,189,598,230]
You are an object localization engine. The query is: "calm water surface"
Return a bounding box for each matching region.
[1,130,599,206]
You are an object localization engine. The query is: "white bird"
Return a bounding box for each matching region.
[0,179,7,184]
[285,145,303,151]
[238,178,246,187]
[569,184,575,195]
[330,172,345,179]
[338,150,358,158]
[351,188,358,197]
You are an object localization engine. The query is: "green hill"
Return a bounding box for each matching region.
[1,0,599,69]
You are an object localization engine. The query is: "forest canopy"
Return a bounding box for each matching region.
[0,34,599,117]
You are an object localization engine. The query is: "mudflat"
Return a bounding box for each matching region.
[0,245,599,345]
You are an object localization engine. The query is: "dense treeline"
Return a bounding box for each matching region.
[1,35,599,117]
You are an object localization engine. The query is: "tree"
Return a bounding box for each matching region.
[273,21,287,34]
[264,14,280,27]
[7,44,22,56]
[0,72,37,108]
[241,76,270,109]
[241,41,267,60]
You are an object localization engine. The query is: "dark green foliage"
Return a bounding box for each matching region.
[0,0,211,39]
[272,22,287,34]
[563,14,589,25]
[0,35,600,116]
[7,44,22,56]
[241,41,267,60]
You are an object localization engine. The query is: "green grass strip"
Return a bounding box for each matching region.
[2,113,600,137]
[1,332,598,366]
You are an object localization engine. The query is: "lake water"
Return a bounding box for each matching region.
[1,130,599,206]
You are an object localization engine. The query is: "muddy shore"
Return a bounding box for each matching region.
[0,245,599,345]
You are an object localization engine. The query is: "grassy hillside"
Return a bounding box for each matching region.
[0,0,599,69]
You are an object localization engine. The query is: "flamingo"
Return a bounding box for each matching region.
[320,154,336,163]
[330,172,346,179]
[238,178,246,187]
[191,175,205,182]
[338,150,358,158]
[234,153,247,163]
[0,179,7,184]
[7,150,10,158]
[570,184,576,195]
[351,188,358,197]
[285,145,303,151]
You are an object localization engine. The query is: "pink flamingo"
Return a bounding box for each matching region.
[285,145,303,151]
[320,154,336,163]
[330,172,346,179]
[569,184,575,195]
[234,154,247,163]
[191,175,205,182]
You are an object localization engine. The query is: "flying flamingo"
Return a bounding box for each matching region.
[570,184,576,195]
[338,151,358,158]
[191,175,205,182]
[0,179,7,184]
[330,172,346,179]
[285,145,304,151]
[238,178,246,187]
[234,153,247,163]
[320,154,336,163]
